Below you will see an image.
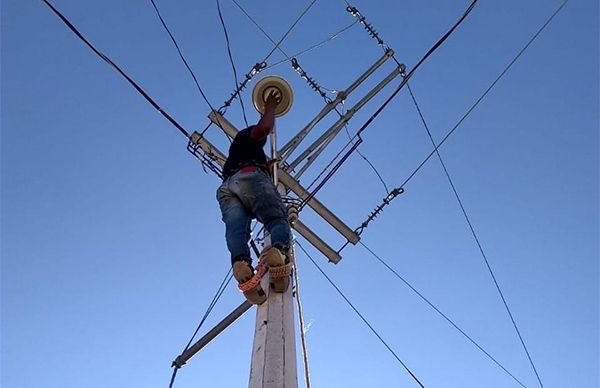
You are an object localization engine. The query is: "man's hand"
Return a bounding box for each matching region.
[264,89,281,111]
[252,90,280,141]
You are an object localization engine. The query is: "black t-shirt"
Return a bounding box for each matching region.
[222,126,268,180]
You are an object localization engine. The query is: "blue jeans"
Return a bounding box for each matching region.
[217,169,291,263]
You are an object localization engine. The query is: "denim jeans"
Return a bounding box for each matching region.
[217,169,291,263]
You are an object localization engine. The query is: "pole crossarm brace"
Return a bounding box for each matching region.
[278,49,395,162]
[172,300,253,369]
[289,63,405,178]
[205,112,358,262]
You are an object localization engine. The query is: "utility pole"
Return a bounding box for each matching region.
[249,77,297,387]
[248,239,298,388]
[178,50,404,385]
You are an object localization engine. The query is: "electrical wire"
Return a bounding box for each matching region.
[408,79,544,386]
[42,0,193,139]
[216,0,249,126]
[383,5,573,381]
[405,81,535,384]
[149,0,217,112]
[296,241,426,388]
[397,0,570,193]
[359,241,528,388]
[292,249,312,388]
[264,20,359,70]
[352,2,572,385]
[341,100,390,195]
[303,134,356,194]
[296,0,480,211]
[169,267,234,388]
[230,0,319,64]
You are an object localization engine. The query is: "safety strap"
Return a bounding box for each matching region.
[238,258,267,293]
[238,248,293,292]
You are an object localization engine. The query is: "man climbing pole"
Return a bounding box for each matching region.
[217,90,292,305]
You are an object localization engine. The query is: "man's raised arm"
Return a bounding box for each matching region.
[250,90,280,141]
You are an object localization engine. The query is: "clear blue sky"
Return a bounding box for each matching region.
[2,1,598,387]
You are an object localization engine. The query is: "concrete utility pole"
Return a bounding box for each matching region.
[248,238,298,388]
[249,78,297,387]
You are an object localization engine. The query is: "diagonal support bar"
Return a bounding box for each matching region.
[289,64,405,178]
[278,48,395,161]
[172,301,253,368]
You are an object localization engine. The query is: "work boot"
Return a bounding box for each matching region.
[233,260,267,305]
[262,246,291,293]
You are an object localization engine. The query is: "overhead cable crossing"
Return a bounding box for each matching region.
[341,2,571,387]
[43,0,563,385]
[231,0,336,104]
[334,0,479,235]
[148,0,218,113]
[359,241,528,387]
[264,20,359,70]
[301,0,479,222]
[42,0,195,142]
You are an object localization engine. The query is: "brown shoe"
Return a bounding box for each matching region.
[233,261,267,305]
[262,247,291,293]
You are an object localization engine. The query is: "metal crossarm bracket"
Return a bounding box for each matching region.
[278,49,395,162]
[289,63,405,178]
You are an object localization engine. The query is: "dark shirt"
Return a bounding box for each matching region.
[222,126,268,180]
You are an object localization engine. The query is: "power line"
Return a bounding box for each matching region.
[359,241,528,388]
[354,0,480,140]
[230,0,318,65]
[390,3,572,382]
[43,0,193,139]
[353,2,572,385]
[397,0,570,192]
[404,81,535,383]
[169,267,234,388]
[149,0,217,113]
[356,0,571,239]
[293,251,312,388]
[408,78,545,384]
[342,114,390,195]
[264,20,359,70]
[297,0,480,212]
[230,0,319,64]
[216,0,249,126]
[296,241,427,388]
